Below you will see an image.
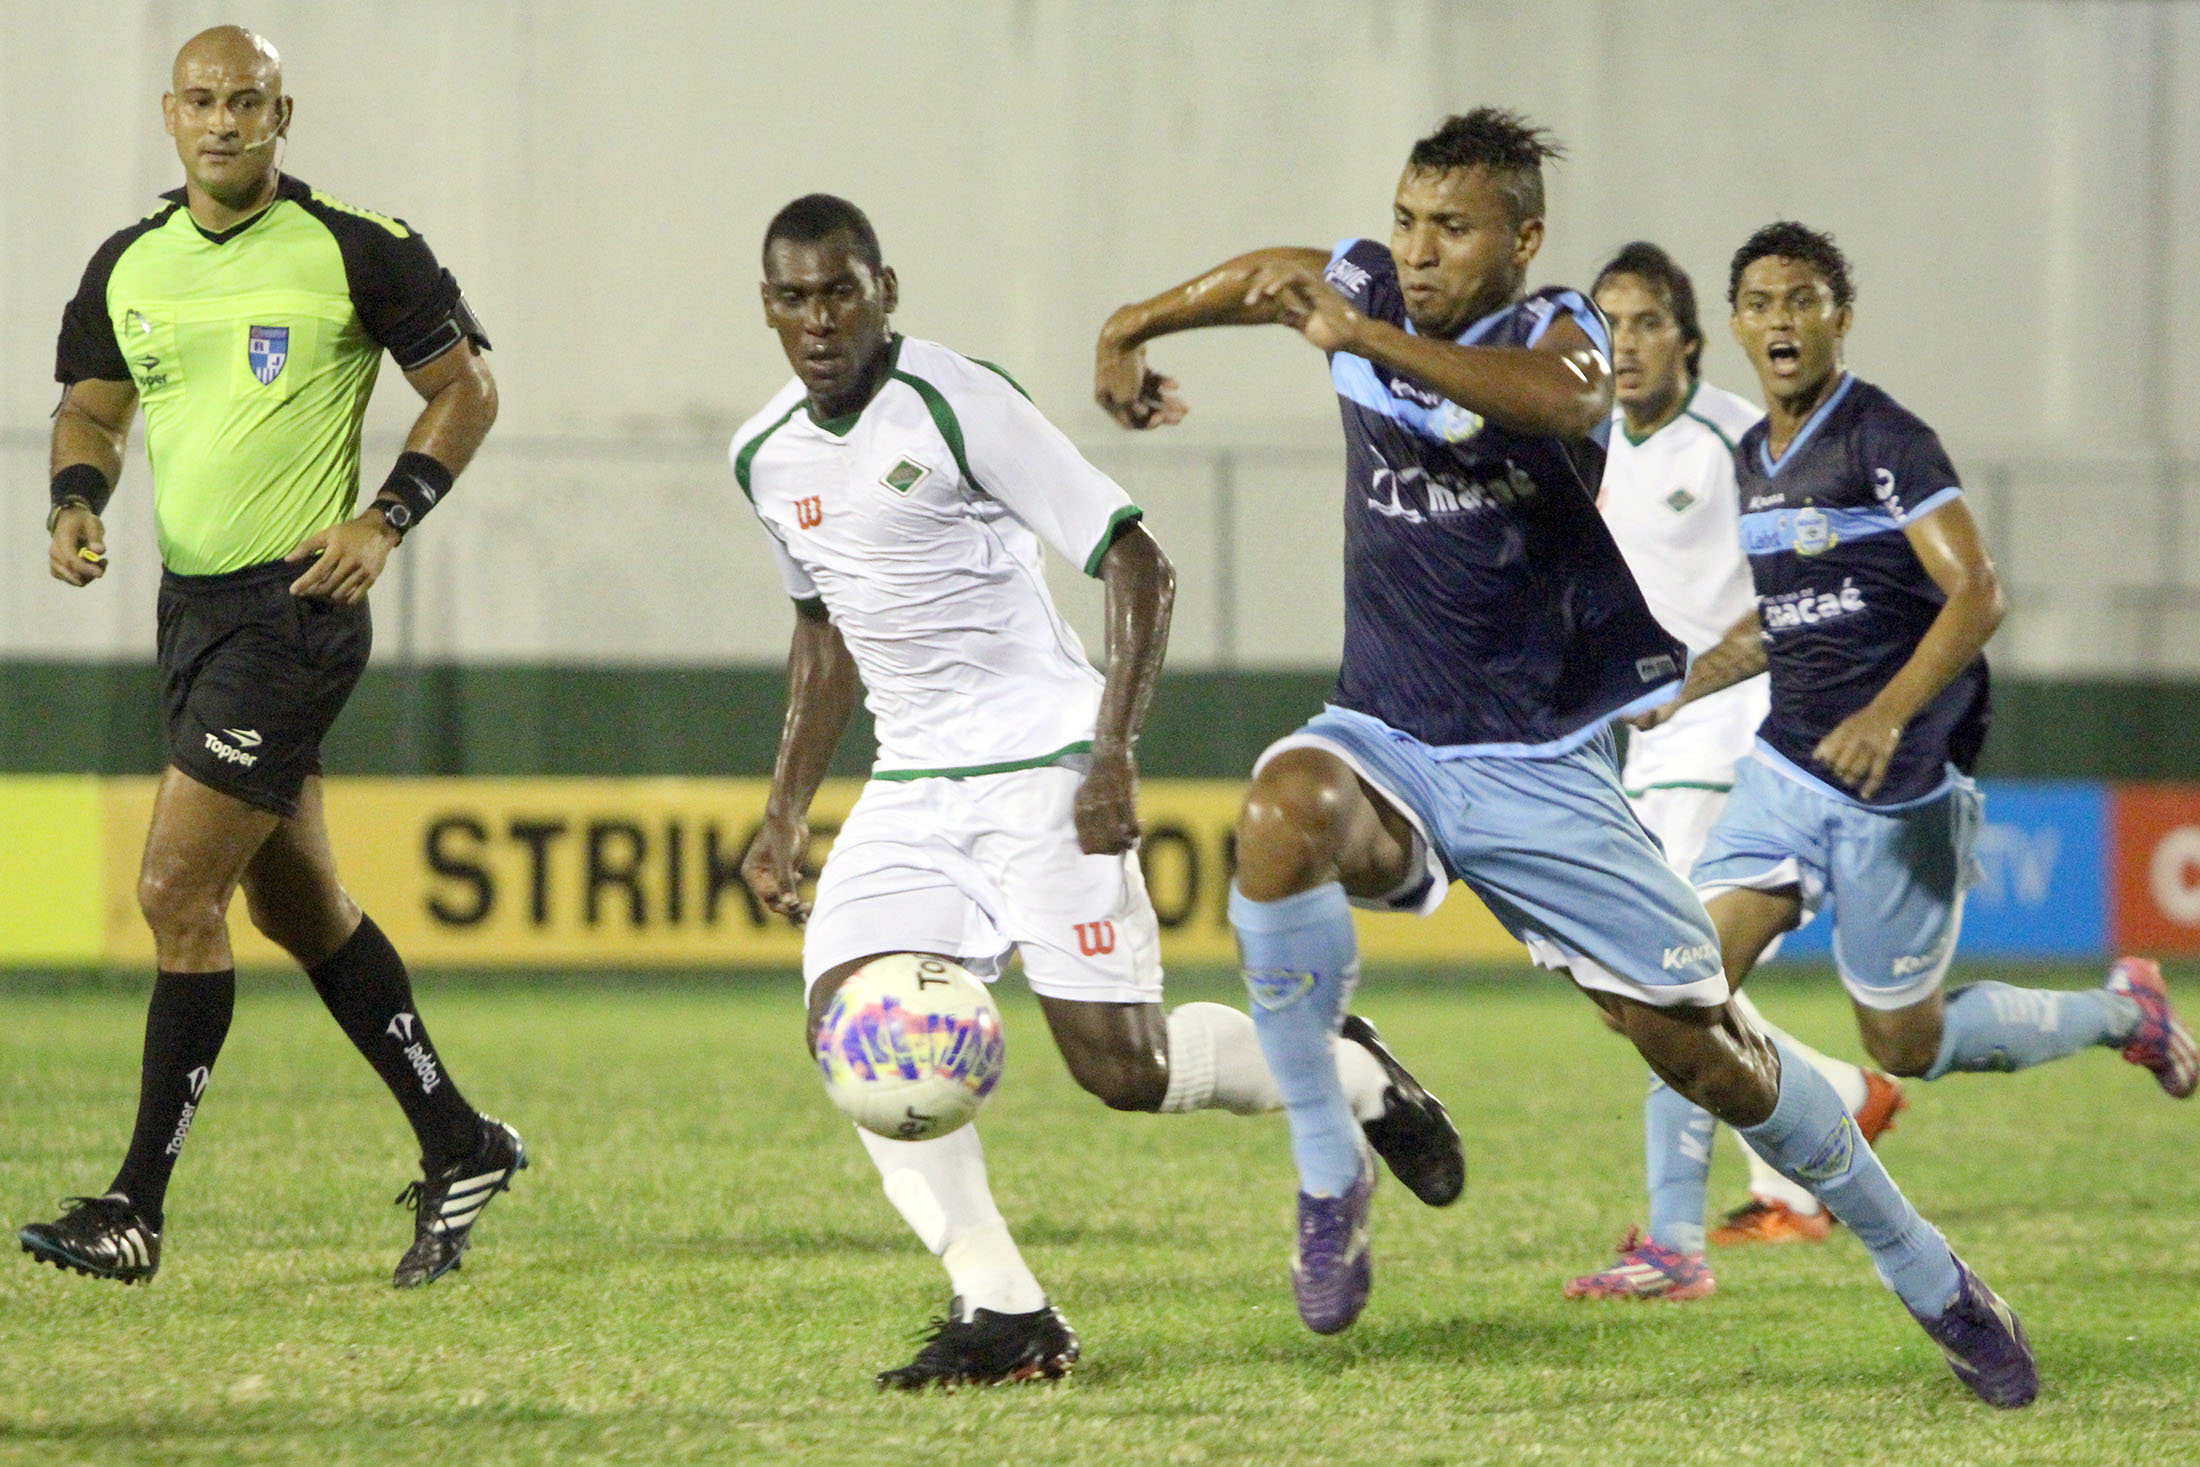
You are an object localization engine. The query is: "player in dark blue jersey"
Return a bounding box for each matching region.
[1572,222,2195,1308]
[1099,115,2037,1408]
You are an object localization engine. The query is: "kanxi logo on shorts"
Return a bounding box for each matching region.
[247,324,289,385]
[1661,940,1718,972]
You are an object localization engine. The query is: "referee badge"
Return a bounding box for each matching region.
[247,325,289,386]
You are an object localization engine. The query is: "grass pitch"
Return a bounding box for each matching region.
[2,965,2195,1466]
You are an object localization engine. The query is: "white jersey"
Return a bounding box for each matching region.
[1602,379,1771,793]
[732,335,1140,779]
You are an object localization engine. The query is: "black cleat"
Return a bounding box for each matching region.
[876,1298,1080,1390]
[1341,1014,1464,1207]
[393,1114,527,1288]
[20,1195,161,1284]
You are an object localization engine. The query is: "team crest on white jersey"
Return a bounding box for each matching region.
[1664,487,1697,513]
[880,457,931,495]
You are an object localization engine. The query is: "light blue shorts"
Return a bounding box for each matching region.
[1692,747,1982,1011]
[1257,706,1728,1008]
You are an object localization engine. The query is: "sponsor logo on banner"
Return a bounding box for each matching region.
[247,325,288,385]
[39,776,1522,969]
[2113,784,2200,952]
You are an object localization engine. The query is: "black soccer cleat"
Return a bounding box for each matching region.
[875,1298,1080,1390]
[19,1194,161,1285]
[392,1114,527,1288]
[1341,1013,1465,1207]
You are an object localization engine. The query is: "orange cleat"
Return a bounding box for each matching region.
[1709,1196,1835,1247]
[1854,1069,1908,1145]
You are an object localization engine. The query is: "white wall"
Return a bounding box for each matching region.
[3,0,2194,671]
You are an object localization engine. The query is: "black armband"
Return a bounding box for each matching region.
[375,451,456,528]
[49,462,112,527]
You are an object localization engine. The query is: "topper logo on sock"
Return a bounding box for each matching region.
[1244,968,1317,1011]
[1790,1117,1858,1182]
[1074,920,1117,956]
[185,1065,210,1100]
[386,1012,417,1042]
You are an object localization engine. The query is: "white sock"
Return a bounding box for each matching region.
[1729,991,1867,1215]
[857,1125,1047,1317]
[1158,1002,1388,1120]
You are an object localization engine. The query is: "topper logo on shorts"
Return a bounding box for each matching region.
[204,728,262,767]
[794,496,824,529]
[1074,920,1116,956]
[248,324,288,385]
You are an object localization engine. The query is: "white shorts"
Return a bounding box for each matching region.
[1630,784,1730,882]
[802,763,1164,1006]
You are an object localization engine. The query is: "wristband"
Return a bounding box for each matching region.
[376,451,455,526]
[49,463,112,529]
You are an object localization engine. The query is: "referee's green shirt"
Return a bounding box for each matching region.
[56,174,484,575]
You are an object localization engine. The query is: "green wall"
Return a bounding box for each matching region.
[1,662,2191,780]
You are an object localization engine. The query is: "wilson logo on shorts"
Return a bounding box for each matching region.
[794,496,824,529]
[247,324,289,385]
[1073,920,1116,956]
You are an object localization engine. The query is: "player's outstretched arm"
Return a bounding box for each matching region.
[1095,247,1329,429]
[1632,610,1767,732]
[46,379,136,586]
[742,599,863,925]
[1077,524,1176,855]
[1812,498,2004,798]
[1243,256,1612,439]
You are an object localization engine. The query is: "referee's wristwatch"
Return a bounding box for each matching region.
[368,498,413,539]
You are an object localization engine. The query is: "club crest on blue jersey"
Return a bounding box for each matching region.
[247,325,289,386]
[1792,507,1836,556]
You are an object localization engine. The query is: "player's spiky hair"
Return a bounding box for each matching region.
[1406,108,1563,225]
[1595,241,1704,378]
[762,193,883,274]
[1727,221,1853,309]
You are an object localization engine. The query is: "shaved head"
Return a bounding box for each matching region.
[164,26,290,219]
[173,26,281,94]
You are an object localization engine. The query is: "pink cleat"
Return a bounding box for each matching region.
[2105,957,2196,1099]
[1563,1228,1716,1301]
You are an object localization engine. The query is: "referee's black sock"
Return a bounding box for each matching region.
[307,914,479,1170]
[109,968,236,1231]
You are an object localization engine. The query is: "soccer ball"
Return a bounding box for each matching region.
[816,954,1005,1141]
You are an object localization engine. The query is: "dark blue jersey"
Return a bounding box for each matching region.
[1320,239,1684,753]
[1735,374,1990,806]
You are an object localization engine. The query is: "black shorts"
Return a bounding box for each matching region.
[157,559,372,817]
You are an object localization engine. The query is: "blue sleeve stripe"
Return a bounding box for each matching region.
[1900,485,1964,524]
[1525,289,1611,358]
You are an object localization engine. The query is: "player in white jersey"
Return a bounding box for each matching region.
[733,196,1463,1389]
[1569,244,1905,1292]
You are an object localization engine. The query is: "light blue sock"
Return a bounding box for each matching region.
[1927,981,2142,1079]
[1646,1075,1717,1255]
[1740,1036,1960,1316]
[1231,881,1362,1197]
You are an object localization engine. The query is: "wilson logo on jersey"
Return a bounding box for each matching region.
[1073,920,1116,956]
[247,325,289,385]
[880,457,931,495]
[794,496,824,529]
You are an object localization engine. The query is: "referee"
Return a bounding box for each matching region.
[21,26,523,1289]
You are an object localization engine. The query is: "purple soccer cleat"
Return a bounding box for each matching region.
[1905,1256,2038,1409]
[1292,1152,1376,1335]
[2106,957,2197,1099]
